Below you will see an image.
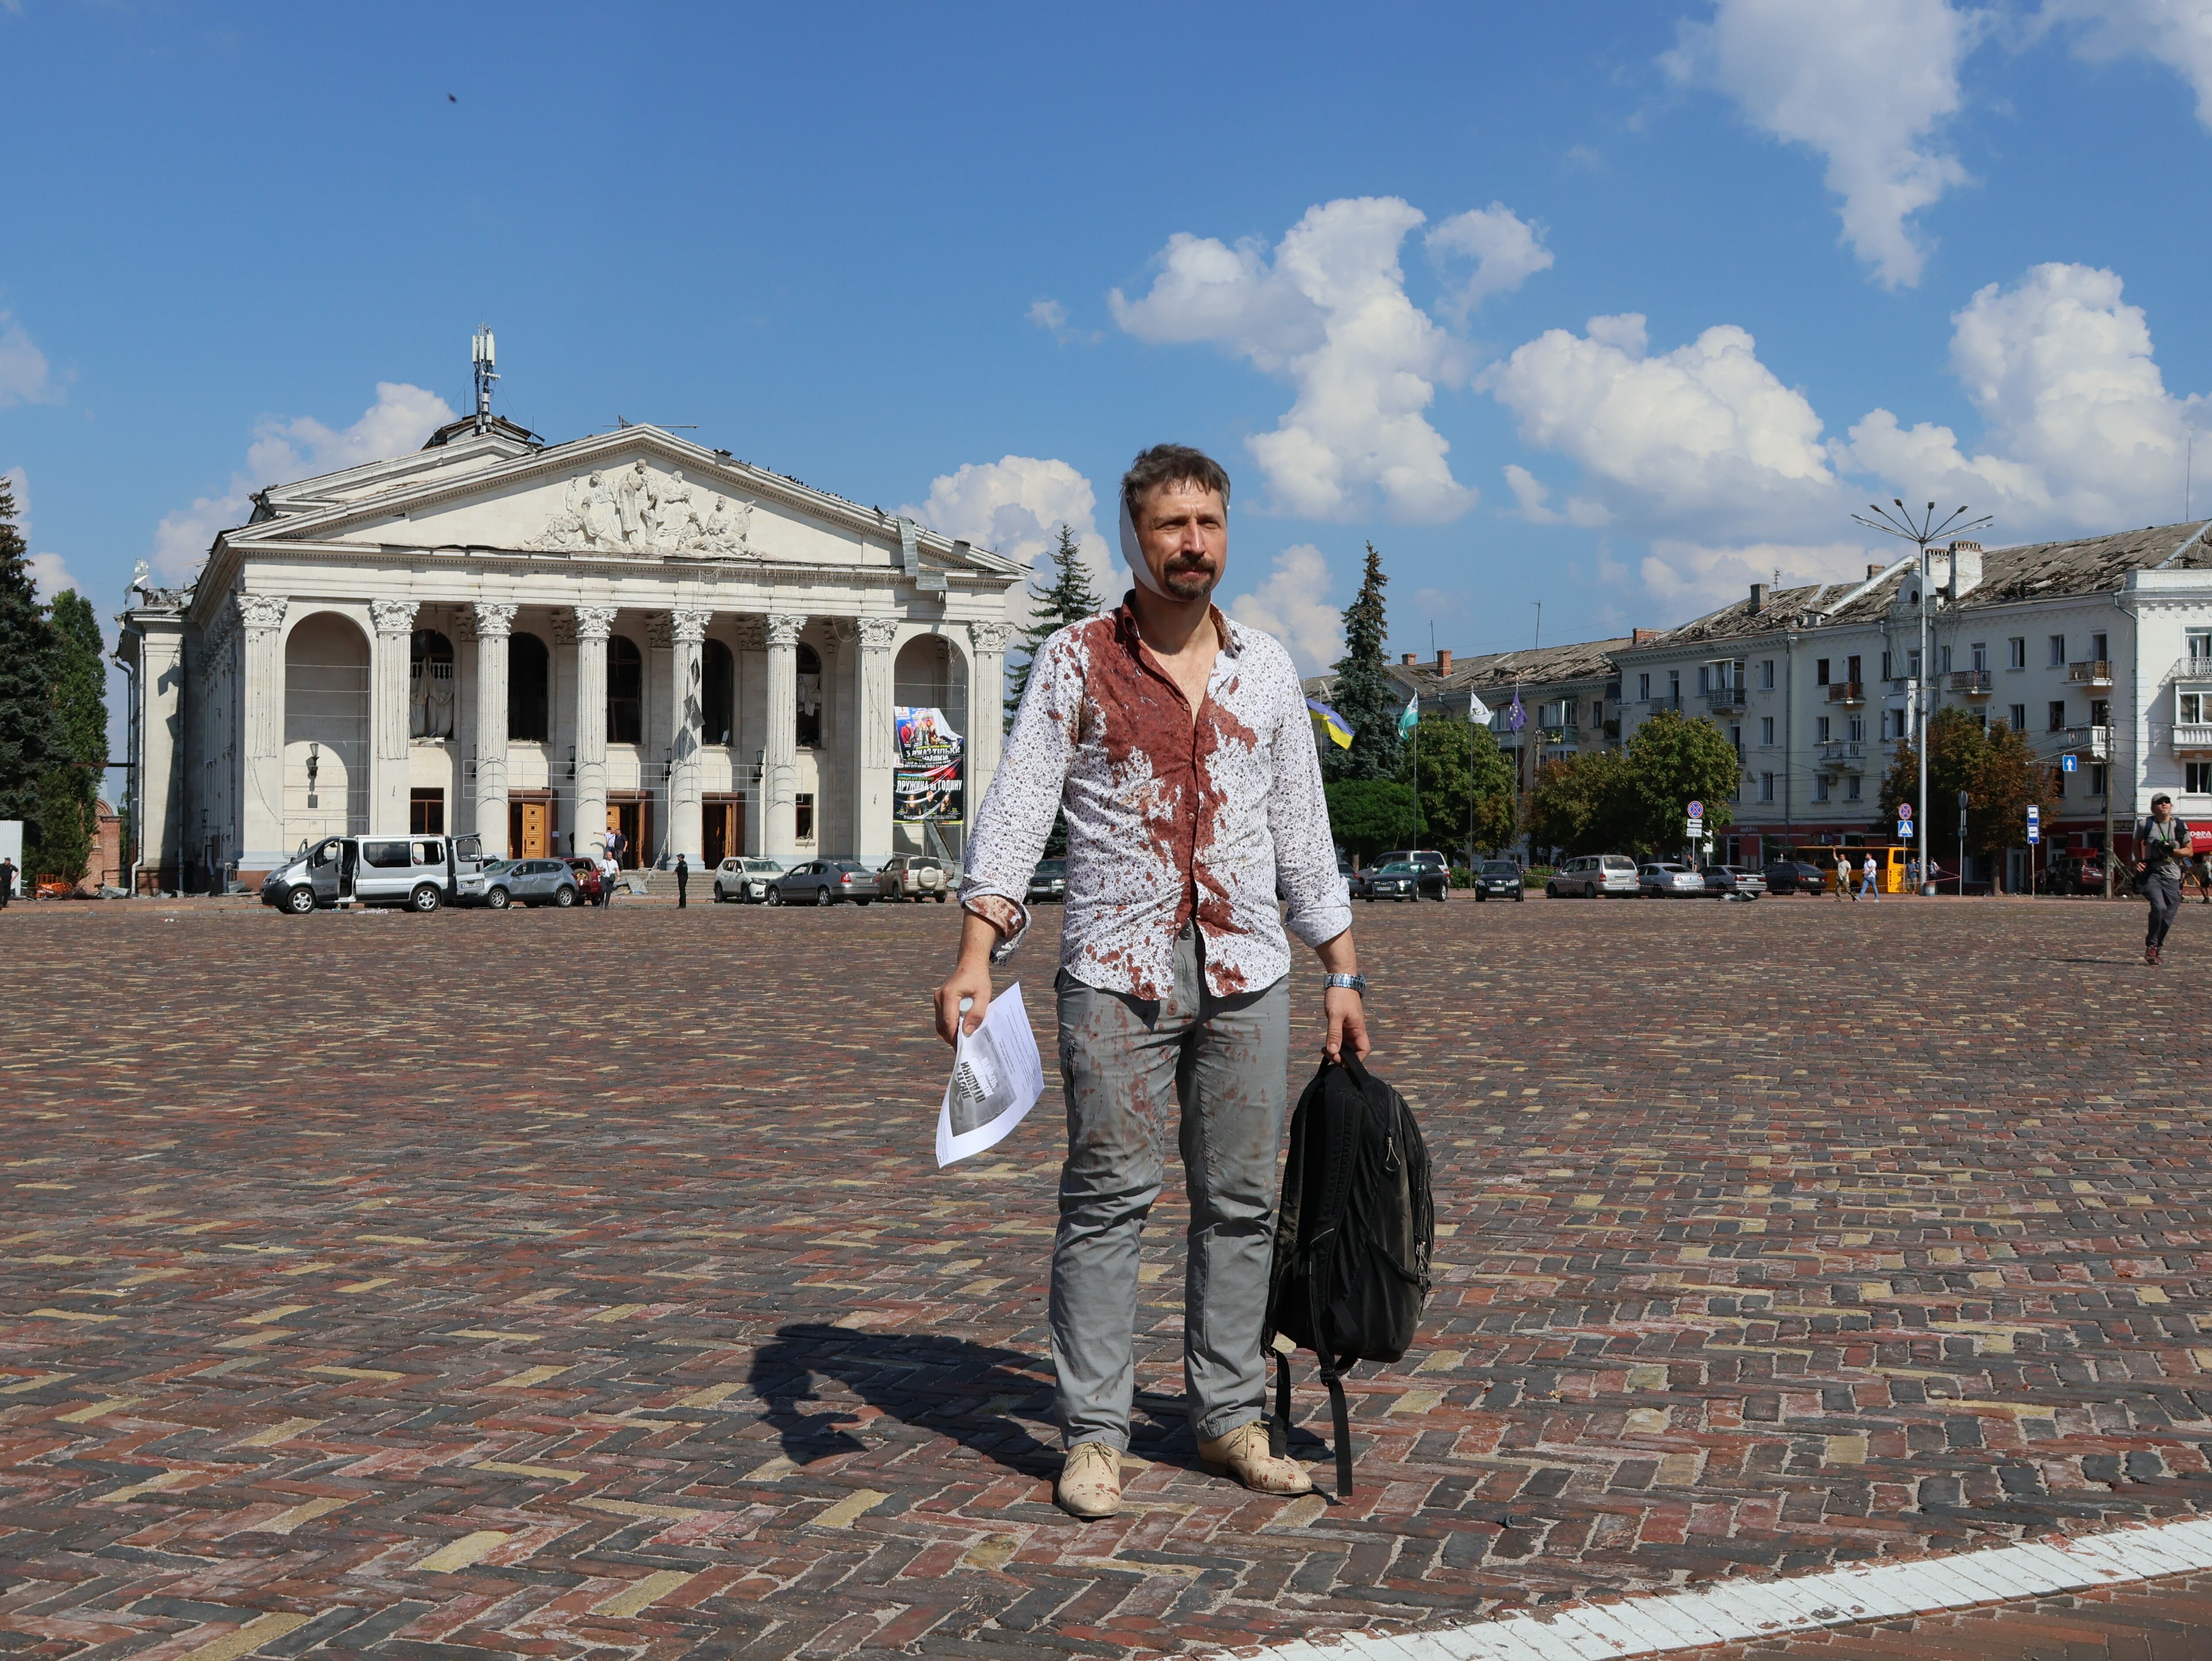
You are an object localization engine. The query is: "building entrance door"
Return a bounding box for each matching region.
[511,799,550,858]
[703,800,743,867]
[607,800,646,867]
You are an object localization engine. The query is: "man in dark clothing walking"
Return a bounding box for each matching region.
[2135,793,2191,966]
[0,855,14,908]
[675,853,689,908]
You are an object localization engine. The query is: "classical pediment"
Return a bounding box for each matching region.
[219,426,1022,582]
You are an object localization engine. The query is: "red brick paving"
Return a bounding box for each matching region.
[2,892,2211,1657]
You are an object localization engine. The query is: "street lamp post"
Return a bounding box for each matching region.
[1851,500,1993,895]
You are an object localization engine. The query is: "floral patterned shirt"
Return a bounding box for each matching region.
[960,597,1350,1001]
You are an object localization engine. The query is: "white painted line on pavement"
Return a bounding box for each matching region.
[1230,1513,2212,1661]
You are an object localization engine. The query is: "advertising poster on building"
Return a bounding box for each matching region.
[894,706,964,823]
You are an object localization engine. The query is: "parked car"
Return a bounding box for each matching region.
[1762,859,1829,896]
[2039,852,2109,896]
[1700,864,1767,900]
[769,857,876,906]
[472,858,581,910]
[563,857,604,904]
[1336,854,1356,908]
[1472,859,1525,900]
[1027,857,1068,904]
[1362,861,1422,901]
[713,857,787,903]
[1544,854,1640,899]
[1377,849,1451,901]
[878,854,952,902]
[1639,862,1708,898]
[263,833,485,915]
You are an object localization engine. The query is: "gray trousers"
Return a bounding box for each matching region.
[1051,927,1289,1450]
[2147,871,2182,949]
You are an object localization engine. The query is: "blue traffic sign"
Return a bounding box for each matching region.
[2060,754,2077,773]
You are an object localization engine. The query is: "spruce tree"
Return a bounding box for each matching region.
[0,478,63,865]
[1006,524,1102,724]
[1323,542,1403,783]
[31,590,106,883]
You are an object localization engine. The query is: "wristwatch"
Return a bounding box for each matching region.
[1324,973,1367,994]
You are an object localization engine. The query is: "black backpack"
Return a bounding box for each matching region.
[1263,1053,1434,1496]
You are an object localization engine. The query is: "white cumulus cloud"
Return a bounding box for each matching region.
[903,454,1122,624]
[1484,312,1837,529]
[151,381,456,581]
[1502,463,1612,527]
[2038,0,2212,127]
[1640,538,1889,613]
[1228,544,1343,676]
[1111,197,1478,523]
[4,468,82,602]
[1664,0,1980,288]
[1840,261,2204,531]
[1426,204,1555,319]
[0,311,58,406]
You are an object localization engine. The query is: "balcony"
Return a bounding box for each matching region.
[2053,725,2110,759]
[1645,696,1681,712]
[1703,685,1747,711]
[1824,681,1866,705]
[2175,725,2212,756]
[1946,669,1993,697]
[1817,742,1867,771]
[2068,660,2114,689]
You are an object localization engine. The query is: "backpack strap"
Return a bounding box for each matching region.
[1268,1348,1292,1458]
[1300,1063,1371,1497]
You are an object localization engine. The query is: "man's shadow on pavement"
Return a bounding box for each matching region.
[748,1323,1327,1477]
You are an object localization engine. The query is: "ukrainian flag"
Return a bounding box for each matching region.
[1306,698,1354,749]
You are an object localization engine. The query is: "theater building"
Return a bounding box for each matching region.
[116,411,1022,892]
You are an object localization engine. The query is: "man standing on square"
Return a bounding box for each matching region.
[937,445,1369,1519]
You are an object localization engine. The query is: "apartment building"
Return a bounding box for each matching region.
[1613,519,2212,877]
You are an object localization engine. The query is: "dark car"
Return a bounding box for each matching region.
[2039,852,2108,896]
[1700,864,1766,900]
[1375,849,1451,901]
[1763,859,1828,896]
[1472,859,1524,900]
[1362,861,1421,902]
[768,858,876,906]
[1027,857,1068,903]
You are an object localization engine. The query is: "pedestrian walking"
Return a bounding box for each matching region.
[0,854,14,908]
[1859,853,1879,902]
[2134,792,2192,965]
[2192,850,2212,906]
[1832,857,1850,901]
[939,444,1363,1521]
[675,852,689,908]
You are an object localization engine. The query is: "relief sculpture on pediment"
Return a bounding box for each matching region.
[527,458,754,559]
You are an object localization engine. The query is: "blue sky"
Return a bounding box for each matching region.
[4,0,2209,734]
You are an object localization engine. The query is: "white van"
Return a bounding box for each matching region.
[261,834,484,915]
[1544,854,1640,899]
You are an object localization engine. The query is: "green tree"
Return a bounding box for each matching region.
[1878,706,1986,868]
[29,590,107,883]
[1617,707,1741,854]
[1324,542,1403,783]
[1325,778,1419,862]
[1006,524,1102,725]
[1400,713,1517,855]
[1881,710,2055,881]
[1523,749,1630,858]
[0,478,64,861]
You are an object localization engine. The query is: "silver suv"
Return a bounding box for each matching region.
[877,854,952,902]
[713,857,787,904]
[1544,854,1640,898]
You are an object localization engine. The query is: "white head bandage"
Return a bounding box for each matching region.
[1118,495,1167,596]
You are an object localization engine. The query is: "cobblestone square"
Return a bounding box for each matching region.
[3,893,2209,1658]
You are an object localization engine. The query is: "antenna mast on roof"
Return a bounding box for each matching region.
[471,325,497,434]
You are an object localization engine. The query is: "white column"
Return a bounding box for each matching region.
[763,612,804,861]
[853,618,898,866]
[573,605,617,858]
[668,608,711,863]
[369,600,418,835]
[966,620,1014,825]
[470,602,516,856]
[238,594,289,872]
[131,612,187,891]
[733,616,767,854]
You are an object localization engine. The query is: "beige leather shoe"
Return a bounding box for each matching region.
[1196,1421,1313,1495]
[1055,1440,1123,1519]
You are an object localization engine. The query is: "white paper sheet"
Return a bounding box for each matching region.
[936,981,1045,1167]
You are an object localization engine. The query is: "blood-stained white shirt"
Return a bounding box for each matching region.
[960,597,1350,1001]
